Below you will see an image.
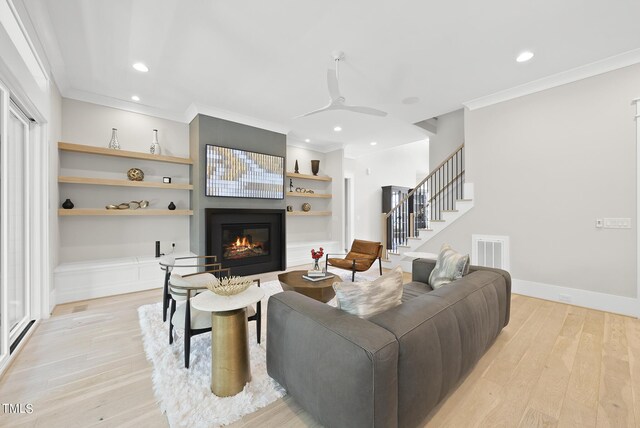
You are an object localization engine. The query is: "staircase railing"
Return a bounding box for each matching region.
[381,144,465,256]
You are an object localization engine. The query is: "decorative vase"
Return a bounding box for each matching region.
[302,202,311,212]
[168,202,176,210]
[311,160,320,176]
[108,128,120,150]
[313,259,320,271]
[62,198,74,209]
[150,129,161,155]
[294,160,299,174]
[127,167,144,181]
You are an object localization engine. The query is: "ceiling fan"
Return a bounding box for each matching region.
[297,51,388,118]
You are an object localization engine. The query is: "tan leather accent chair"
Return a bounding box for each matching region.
[326,239,383,281]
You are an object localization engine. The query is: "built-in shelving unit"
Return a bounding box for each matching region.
[286,191,331,199]
[59,209,193,216]
[58,176,193,190]
[58,142,192,217]
[287,211,331,216]
[286,172,332,182]
[286,172,332,217]
[59,142,193,164]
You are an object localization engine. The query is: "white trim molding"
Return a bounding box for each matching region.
[634,97,640,317]
[464,48,640,111]
[512,279,638,318]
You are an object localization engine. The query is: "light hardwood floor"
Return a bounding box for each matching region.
[1,268,639,427]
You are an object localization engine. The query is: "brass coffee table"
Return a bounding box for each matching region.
[277,270,342,303]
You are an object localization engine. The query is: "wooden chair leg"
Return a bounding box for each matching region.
[352,270,355,281]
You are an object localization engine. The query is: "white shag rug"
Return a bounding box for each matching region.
[137,270,378,427]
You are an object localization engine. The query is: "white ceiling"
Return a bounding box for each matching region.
[21,0,640,153]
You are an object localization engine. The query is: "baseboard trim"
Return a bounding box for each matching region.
[56,279,161,305]
[512,278,638,318]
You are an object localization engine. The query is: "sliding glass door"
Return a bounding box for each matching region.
[0,79,36,372]
[6,103,30,344]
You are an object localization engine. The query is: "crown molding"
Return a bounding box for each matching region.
[286,139,344,154]
[63,88,188,123]
[464,48,640,111]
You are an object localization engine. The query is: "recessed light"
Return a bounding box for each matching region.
[516,51,534,63]
[304,138,311,143]
[132,62,149,72]
[333,126,342,132]
[370,141,377,146]
[131,95,140,102]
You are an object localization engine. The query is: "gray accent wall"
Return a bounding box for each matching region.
[189,114,287,256]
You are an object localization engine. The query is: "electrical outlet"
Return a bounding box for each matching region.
[558,294,572,304]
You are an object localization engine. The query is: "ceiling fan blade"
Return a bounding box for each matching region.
[327,69,341,100]
[342,104,388,117]
[295,102,335,118]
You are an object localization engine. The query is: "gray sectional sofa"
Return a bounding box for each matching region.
[267,258,511,428]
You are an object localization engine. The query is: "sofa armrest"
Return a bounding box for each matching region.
[267,291,399,428]
[412,258,437,283]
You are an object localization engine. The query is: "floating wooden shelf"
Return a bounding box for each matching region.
[58,209,193,216]
[59,176,193,190]
[286,192,331,199]
[287,211,332,216]
[59,142,193,165]
[286,172,332,182]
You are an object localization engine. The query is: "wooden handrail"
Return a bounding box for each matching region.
[384,143,464,219]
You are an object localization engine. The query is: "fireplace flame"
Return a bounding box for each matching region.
[224,233,267,260]
[234,236,251,248]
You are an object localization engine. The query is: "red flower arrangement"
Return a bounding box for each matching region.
[311,247,324,260]
[311,247,324,271]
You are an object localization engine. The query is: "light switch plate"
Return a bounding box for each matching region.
[604,218,631,229]
[596,219,603,228]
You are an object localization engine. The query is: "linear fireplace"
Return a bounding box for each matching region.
[206,209,285,276]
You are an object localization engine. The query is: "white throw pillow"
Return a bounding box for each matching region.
[333,266,404,318]
[428,244,470,289]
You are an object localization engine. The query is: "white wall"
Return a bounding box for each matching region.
[418,63,639,299]
[48,81,62,299]
[345,139,429,243]
[429,109,464,171]
[59,99,190,262]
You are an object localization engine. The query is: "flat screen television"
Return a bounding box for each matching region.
[205,145,284,199]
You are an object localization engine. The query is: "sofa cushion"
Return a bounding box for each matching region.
[428,244,470,288]
[401,281,432,302]
[333,266,404,318]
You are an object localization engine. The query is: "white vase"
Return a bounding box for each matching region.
[150,129,161,155]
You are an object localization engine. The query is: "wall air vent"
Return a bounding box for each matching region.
[471,235,510,270]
